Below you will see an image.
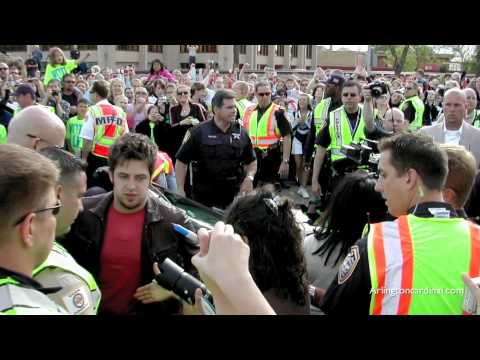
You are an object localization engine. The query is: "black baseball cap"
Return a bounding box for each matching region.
[325,73,345,87]
[13,83,36,97]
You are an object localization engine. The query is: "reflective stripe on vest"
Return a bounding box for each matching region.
[328,105,366,162]
[91,104,126,158]
[313,97,332,135]
[242,103,281,150]
[368,215,480,315]
[152,151,174,180]
[33,242,101,313]
[400,96,425,131]
[235,99,249,119]
[0,278,67,315]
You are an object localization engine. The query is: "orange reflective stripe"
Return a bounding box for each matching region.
[397,216,414,315]
[372,223,386,315]
[104,124,117,137]
[92,143,110,158]
[98,104,117,117]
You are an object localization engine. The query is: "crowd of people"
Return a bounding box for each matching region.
[1,45,480,315]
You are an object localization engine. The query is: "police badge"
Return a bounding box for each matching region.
[338,245,360,284]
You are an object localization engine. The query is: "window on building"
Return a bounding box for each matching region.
[180,45,217,53]
[258,45,268,56]
[276,45,284,57]
[0,45,27,52]
[148,45,163,53]
[291,45,298,58]
[306,45,313,59]
[239,45,246,54]
[116,45,140,51]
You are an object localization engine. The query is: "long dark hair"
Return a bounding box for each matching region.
[313,171,387,266]
[224,189,308,306]
[150,59,164,75]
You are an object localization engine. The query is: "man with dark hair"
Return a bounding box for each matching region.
[63,133,199,315]
[311,80,374,197]
[0,144,66,314]
[319,132,480,315]
[176,89,257,209]
[61,73,82,117]
[242,81,291,186]
[80,80,128,188]
[34,147,100,314]
[400,80,425,130]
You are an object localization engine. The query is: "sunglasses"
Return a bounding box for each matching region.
[13,200,62,226]
[257,92,271,97]
[64,80,75,83]
[342,93,358,98]
[0,68,8,71]
[177,92,189,96]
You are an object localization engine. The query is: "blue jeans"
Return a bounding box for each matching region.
[166,172,177,192]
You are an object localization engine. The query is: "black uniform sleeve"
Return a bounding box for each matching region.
[403,102,416,123]
[304,121,317,162]
[319,237,372,315]
[175,128,199,164]
[275,109,292,136]
[241,129,257,165]
[315,117,331,149]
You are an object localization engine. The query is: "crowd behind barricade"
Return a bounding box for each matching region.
[1,45,480,316]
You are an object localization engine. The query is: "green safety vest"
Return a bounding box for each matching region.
[90,103,127,158]
[44,60,78,86]
[328,105,367,162]
[367,214,480,315]
[235,99,253,119]
[313,97,332,135]
[33,242,101,314]
[242,103,281,151]
[66,116,85,155]
[400,96,425,131]
[0,276,67,315]
[0,124,7,144]
[470,109,480,128]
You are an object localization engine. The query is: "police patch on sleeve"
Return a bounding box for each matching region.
[63,287,91,315]
[338,245,360,285]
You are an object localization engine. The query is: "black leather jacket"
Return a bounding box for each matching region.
[61,190,199,315]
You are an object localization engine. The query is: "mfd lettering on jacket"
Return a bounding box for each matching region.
[95,116,123,126]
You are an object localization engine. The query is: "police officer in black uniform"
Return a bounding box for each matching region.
[175,89,257,209]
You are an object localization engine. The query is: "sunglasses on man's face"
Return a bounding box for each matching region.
[257,92,271,97]
[177,92,189,96]
[13,200,62,226]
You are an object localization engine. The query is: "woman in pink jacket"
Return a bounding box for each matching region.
[146,59,176,84]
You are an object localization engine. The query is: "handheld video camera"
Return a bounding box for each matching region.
[339,139,380,176]
[154,257,216,315]
[367,81,388,98]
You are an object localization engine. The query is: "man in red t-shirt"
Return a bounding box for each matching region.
[63,133,199,315]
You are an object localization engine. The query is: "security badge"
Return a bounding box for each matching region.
[338,245,360,285]
[63,287,91,315]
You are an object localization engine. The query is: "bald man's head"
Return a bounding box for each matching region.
[384,107,407,133]
[8,105,66,150]
[443,88,467,128]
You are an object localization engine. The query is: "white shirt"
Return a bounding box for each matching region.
[80,99,129,141]
[443,121,463,145]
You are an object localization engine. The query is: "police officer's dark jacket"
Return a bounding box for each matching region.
[62,190,199,315]
[176,119,256,184]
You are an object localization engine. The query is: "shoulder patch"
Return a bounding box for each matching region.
[338,245,360,284]
[63,287,91,315]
